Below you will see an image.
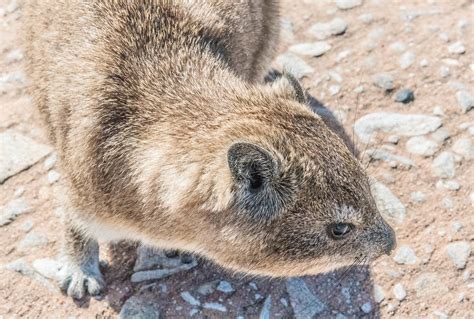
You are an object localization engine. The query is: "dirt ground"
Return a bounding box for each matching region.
[0,0,473,318]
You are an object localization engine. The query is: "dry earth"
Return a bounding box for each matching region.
[0,0,473,318]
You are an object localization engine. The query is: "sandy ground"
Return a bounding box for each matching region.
[0,0,473,318]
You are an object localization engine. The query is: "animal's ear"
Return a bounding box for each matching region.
[227,142,277,192]
[271,72,307,104]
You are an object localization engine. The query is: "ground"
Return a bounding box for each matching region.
[0,0,473,318]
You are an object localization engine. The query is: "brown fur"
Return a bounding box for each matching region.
[22,0,395,299]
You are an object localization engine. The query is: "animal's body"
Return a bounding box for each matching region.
[23,0,395,299]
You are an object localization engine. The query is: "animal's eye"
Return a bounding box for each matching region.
[328,223,353,240]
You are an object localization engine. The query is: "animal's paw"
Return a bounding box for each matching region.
[59,263,105,299]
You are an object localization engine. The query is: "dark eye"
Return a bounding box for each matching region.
[328,223,353,240]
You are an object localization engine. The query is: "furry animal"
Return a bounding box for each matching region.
[23,0,396,299]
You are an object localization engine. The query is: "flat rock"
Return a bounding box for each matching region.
[400,52,415,69]
[445,241,471,269]
[275,52,314,79]
[0,130,52,183]
[286,278,325,319]
[456,91,474,113]
[436,180,461,191]
[452,138,473,159]
[0,197,31,226]
[259,295,272,319]
[373,73,394,91]
[289,42,331,57]
[448,41,466,54]
[335,0,362,10]
[431,152,456,178]
[370,181,406,223]
[180,291,201,306]
[366,149,414,169]
[354,112,442,143]
[393,283,407,301]
[17,232,49,251]
[393,245,417,265]
[308,18,348,40]
[203,302,227,312]
[406,136,440,157]
[32,258,63,280]
[119,296,161,319]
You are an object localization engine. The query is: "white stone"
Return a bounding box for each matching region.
[448,41,466,54]
[456,91,474,113]
[400,52,415,69]
[180,291,201,306]
[335,0,362,10]
[406,136,439,157]
[393,245,417,265]
[445,241,471,269]
[47,170,61,184]
[308,18,348,40]
[32,258,63,280]
[289,42,331,57]
[393,283,407,301]
[431,152,456,178]
[436,180,461,191]
[373,284,385,303]
[452,138,473,159]
[371,181,406,223]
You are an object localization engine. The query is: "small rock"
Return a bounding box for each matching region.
[286,278,325,319]
[43,153,57,170]
[410,191,426,203]
[431,152,456,178]
[216,280,234,293]
[14,187,25,197]
[393,283,407,301]
[419,59,429,67]
[335,49,351,62]
[47,170,61,184]
[442,197,454,210]
[439,66,450,78]
[394,89,415,103]
[393,245,417,265]
[399,52,415,69]
[406,136,439,157]
[373,284,385,303]
[0,197,31,226]
[436,180,461,191]
[131,259,197,282]
[335,0,362,10]
[119,296,161,319]
[448,41,466,54]
[180,291,201,306]
[32,258,63,280]
[280,19,295,43]
[373,73,394,91]
[203,302,227,312]
[358,13,373,24]
[387,135,400,144]
[275,53,314,79]
[452,138,473,159]
[414,273,448,298]
[259,295,272,319]
[361,302,372,314]
[431,128,450,143]
[354,85,365,94]
[329,85,341,95]
[6,49,23,63]
[197,281,218,295]
[289,42,331,57]
[445,241,471,269]
[433,310,449,319]
[4,258,34,276]
[17,232,49,251]
[371,181,406,223]
[451,220,463,232]
[389,41,407,53]
[20,220,34,232]
[456,91,474,113]
[308,18,348,40]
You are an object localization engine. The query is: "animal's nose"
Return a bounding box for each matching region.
[384,225,397,255]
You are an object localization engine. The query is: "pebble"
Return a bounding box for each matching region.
[448,41,466,54]
[442,197,454,210]
[393,245,417,265]
[358,13,373,24]
[436,180,461,191]
[389,41,407,53]
[452,138,473,159]
[451,220,463,232]
[289,42,331,57]
[32,258,63,280]
[329,85,341,95]
[414,273,448,298]
[47,170,61,184]
[131,260,197,283]
[419,59,429,67]
[4,259,34,276]
[197,281,217,295]
[203,302,227,312]
[335,0,362,10]
[43,153,57,170]
[394,89,415,103]
[410,191,426,203]
[17,232,49,251]
[275,53,314,79]
[431,152,456,178]
[456,91,474,113]
[20,220,33,232]
[373,73,394,91]
[180,291,201,306]
[399,52,415,69]
[119,296,161,319]
[361,302,372,314]
[439,66,450,78]
[286,278,326,319]
[258,295,272,319]
[445,241,471,269]
[0,197,31,226]
[387,135,400,144]
[354,112,442,143]
[373,284,385,303]
[393,283,407,301]
[308,18,348,40]
[433,310,449,319]
[431,128,450,143]
[335,49,351,62]
[370,181,406,223]
[216,280,234,293]
[405,136,439,157]
[0,130,52,183]
[366,148,414,169]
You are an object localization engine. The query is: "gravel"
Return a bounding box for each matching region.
[456,91,474,113]
[400,52,416,69]
[406,136,440,156]
[373,73,394,91]
[393,245,417,265]
[203,302,227,312]
[259,295,272,319]
[452,138,473,159]
[0,130,52,183]
[335,0,362,10]
[373,285,385,303]
[394,88,415,103]
[119,296,161,319]
[286,278,326,319]
[47,170,60,184]
[370,181,406,223]
[131,260,197,283]
[43,153,57,170]
[410,191,426,203]
[393,283,407,301]
[354,112,442,143]
[431,128,451,143]
[275,52,314,79]
[180,291,201,306]
[445,241,471,269]
[361,302,372,314]
[289,42,331,57]
[431,152,456,178]
[0,197,31,226]
[308,18,348,40]
[216,280,234,293]
[448,41,466,54]
[17,232,49,251]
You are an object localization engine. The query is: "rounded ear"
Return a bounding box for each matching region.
[227,142,277,191]
[271,71,307,104]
